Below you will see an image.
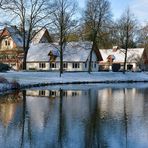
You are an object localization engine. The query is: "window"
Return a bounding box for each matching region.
[94,62,96,68]
[8,41,10,46]
[91,62,93,68]
[72,91,78,96]
[49,91,56,97]
[72,63,80,69]
[50,63,56,68]
[39,90,46,96]
[11,63,16,67]
[39,63,46,68]
[63,62,68,69]
[127,64,133,70]
[85,63,87,68]
[5,40,8,46]
[5,40,10,47]
[63,91,67,97]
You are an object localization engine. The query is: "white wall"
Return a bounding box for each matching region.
[27,62,49,70]
[27,51,99,71]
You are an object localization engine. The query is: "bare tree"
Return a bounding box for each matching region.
[51,0,77,77]
[84,0,111,73]
[116,9,137,73]
[1,0,53,70]
[137,23,148,48]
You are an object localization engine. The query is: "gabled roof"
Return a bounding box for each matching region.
[27,43,57,62]
[27,42,94,62]
[2,26,24,47]
[99,48,144,63]
[31,28,52,44]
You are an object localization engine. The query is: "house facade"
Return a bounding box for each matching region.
[27,42,99,72]
[98,47,145,71]
[0,26,52,70]
[0,26,24,70]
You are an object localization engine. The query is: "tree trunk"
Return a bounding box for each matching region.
[22,46,29,70]
[88,30,97,74]
[123,25,129,74]
[88,48,93,73]
[60,44,63,77]
[123,48,128,74]
[22,51,27,70]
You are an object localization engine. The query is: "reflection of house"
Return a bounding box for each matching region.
[0,26,52,70]
[26,96,50,130]
[26,90,83,98]
[0,92,23,127]
[99,47,145,71]
[26,42,99,71]
[0,103,17,127]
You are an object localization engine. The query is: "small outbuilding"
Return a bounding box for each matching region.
[99,48,145,71]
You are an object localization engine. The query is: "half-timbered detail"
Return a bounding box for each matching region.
[0,26,24,70]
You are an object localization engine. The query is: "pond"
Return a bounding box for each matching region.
[0,84,148,148]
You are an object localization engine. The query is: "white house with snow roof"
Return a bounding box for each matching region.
[26,42,99,71]
[99,47,145,71]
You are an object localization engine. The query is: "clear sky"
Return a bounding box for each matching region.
[79,0,148,25]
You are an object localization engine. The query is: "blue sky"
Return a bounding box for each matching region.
[79,0,148,24]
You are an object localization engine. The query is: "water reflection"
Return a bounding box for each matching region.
[0,85,147,148]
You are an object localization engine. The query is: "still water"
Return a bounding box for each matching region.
[0,84,148,148]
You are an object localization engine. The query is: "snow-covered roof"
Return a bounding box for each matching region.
[60,41,92,62]
[32,28,49,44]
[27,43,58,62]
[99,48,144,63]
[6,26,23,47]
[32,28,47,44]
[27,42,92,62]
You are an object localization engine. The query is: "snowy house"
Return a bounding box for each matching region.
[99,48,145,71]
[0,26,24,70]
[0,26,52,70]
[26,42,99,71]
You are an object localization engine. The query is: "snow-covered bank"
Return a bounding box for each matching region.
[0,71,148,90]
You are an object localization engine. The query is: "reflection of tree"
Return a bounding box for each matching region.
[123,89,128,148]
[20,90,34,148]
[28,113,33,148]
[20,90,27,148]
[85,89,99,148]
[58,89,66,148]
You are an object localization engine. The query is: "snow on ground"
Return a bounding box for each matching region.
[0,71,147,88]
